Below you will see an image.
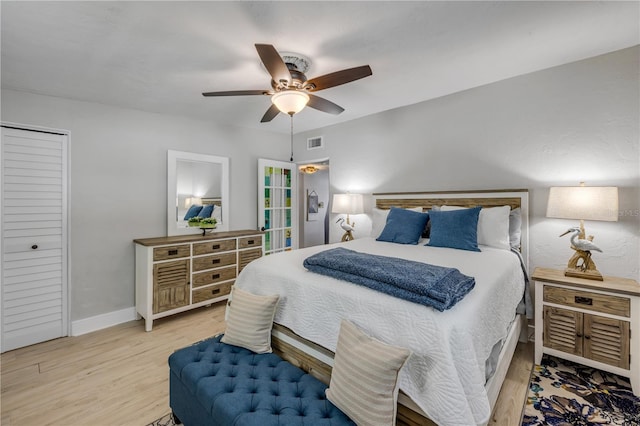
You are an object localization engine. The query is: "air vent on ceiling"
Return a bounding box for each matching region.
[307,136,324,150]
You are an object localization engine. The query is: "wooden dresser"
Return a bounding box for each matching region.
[533,267,639,396]
[134,230,263,331]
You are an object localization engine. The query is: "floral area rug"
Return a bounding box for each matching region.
[522,355,640,425]
[147,413,177,426]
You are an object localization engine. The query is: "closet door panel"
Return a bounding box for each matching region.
[2,127,68,352]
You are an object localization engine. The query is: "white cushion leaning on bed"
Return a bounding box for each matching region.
[234,237,525,426]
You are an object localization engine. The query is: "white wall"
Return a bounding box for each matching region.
[1,89,290,322]
[294,46,640,281]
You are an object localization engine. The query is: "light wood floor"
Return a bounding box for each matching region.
[1,303,534,426]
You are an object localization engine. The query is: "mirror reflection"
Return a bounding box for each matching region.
[167,150,229,236]
[176,160,223,227]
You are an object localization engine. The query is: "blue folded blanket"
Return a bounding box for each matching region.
[303,247,475,311]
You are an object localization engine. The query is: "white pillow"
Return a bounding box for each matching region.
[212,205,222,223]
[326,320,410,426]
[441,205,511,250]
[221,287,279,354]
[370,207,423,238]
[509,207,522,250]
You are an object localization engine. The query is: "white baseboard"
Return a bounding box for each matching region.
[71,307,137,336]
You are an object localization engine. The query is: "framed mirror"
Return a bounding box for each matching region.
[167,150,229,236]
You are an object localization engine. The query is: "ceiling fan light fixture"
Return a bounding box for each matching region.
[272,90,309,115]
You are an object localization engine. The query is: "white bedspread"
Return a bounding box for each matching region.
[234,238,525,426]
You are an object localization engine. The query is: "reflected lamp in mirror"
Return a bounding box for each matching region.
[332,193,364,242]
[546,183,618,281]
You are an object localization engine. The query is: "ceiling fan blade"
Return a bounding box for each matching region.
[306,65,372,91]
[260,104,281,123]
[255,44,291,85]
[307,94,344,115]
[202,90,269,97]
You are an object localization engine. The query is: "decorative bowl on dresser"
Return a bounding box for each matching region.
[532,267,640,396]
[134,230,263,331]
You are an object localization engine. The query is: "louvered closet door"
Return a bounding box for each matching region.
[1,127,68,353]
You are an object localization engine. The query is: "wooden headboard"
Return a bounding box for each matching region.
[372,189,529,269]
[201,197,222,207]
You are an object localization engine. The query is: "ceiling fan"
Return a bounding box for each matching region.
[202,44,372,122]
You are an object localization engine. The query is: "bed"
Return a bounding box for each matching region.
[233,190,530,426]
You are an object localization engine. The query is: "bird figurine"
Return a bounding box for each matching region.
[336,217,356,242]
[560,226,602,253]
[559,226,603,279]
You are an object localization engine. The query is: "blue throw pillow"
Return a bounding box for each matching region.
[427,207,481,252]
[183,204,203,220]
[376,207,429,245]
[199,204,214,218]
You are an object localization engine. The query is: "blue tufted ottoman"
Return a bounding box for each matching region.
[169,334,355,426]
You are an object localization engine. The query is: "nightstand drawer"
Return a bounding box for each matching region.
[543,285,630,317]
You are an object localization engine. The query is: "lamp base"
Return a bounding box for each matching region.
[565,248,603,281]
[564,268,603,281]
[341,230,354,242]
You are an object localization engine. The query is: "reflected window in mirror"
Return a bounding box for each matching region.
[167,150,229,235]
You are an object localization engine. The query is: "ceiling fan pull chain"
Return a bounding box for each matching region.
[290,114,294,162]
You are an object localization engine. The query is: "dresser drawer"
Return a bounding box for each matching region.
[153,245,190,261]
[192,265,237,288]
[193,239,237,255]
[192,282,233,303]
[239,235,262,249]
[543,285,630,317]
[239,248,262,273]
[192,252,237,272]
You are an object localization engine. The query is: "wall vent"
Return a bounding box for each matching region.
[307,136,324,150]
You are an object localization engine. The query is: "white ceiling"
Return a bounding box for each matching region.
[2,1,638,134]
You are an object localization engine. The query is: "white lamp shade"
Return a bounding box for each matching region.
[271,91,310,115]
[547,186,618,222]
[332,193,364,215]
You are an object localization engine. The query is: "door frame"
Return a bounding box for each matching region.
[295,157,330,248]
[1,121,71,351]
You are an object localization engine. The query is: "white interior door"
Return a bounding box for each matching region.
[1,126,68,352]
[258,159,298,255]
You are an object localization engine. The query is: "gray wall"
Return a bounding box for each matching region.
[1,89,289,321]
[294,46,640,281]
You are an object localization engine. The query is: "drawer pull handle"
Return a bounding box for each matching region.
[575,296,593,305]
[31,244,38,250]
[211,288,220,295]
[212,274,220,280]
[168,249,178,255]
[247,240,255,244]
[212,259,220,264]
[584,335,591,340]
[576,333,583,338]
[212,244,220,250]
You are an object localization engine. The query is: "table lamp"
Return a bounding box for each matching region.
[546,183,618,280]
[332,193,364,242]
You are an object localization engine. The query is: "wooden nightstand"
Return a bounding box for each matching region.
[533,267,640,396]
